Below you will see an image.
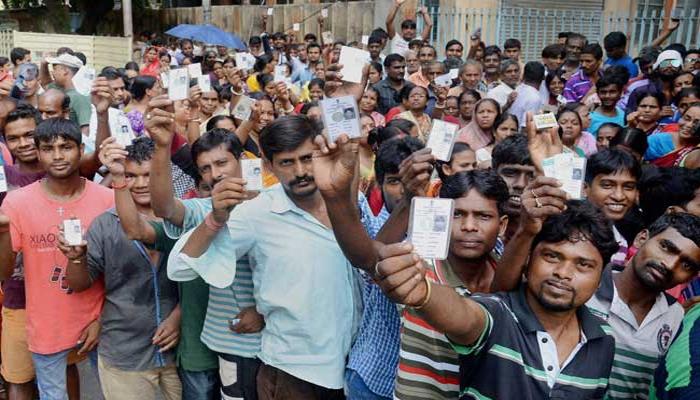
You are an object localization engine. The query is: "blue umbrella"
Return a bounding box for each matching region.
[166,24,246,50]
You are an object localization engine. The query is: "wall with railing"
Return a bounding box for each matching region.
[423,7,699,62]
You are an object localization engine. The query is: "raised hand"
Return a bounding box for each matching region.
[518,176,568,236]
[312,133,359,200]
[57,226,87,262]
[0,78,14,98]
[91,77,114,114]
[375,242,428,306]
[525,111,563,173]
[98,137,128,177]
[398,148,435,199]
[210,177,250,224]
[144,95,176,147]
[324,63,369,102]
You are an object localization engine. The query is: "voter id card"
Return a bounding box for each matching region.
[241,158,263,191]
[426,119,458,162]
[63,218,82,246]
[533,112,557,130]
[320,96,361,142]
[232,96,254,121]
[408,197,454,260]
[72,66,95,96]
[542,153,586,200]
[168,68,189,101]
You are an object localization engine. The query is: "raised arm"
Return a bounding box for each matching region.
[375,242,488,346]
[385,0,402,39]
[0,211,16,280]
[145,96,187,227]
[99,137,158,244]
[651,20,680,48]
[80,77,113,179]
[418,6,433,41]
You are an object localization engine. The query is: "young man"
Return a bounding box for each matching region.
[61,136,182,400]
[386,1,432,56]
[589,73,626,135]
[445,39,464,60]
[482,46,502,89]
[491,134,536,242]
[373,54,407,114]
[486,59,520,109]
[98,67,128,109]
[368,35,385,65]
[347,137,425,400]
[0,118,112,399]
[168,116,360,399]
[45,54,92,135]
[146,115,261,399]
[563,43,604,103]
[604,31,639,78]
[509,61,545,128]
[541,44,567,73]
[584,148,641,267]
[9,47,31,77]
[375,200,619,399]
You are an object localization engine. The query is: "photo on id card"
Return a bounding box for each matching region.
[408,197,454,260]
[168,68,189,101]
[241,158,263,191]
[320,96,361,142]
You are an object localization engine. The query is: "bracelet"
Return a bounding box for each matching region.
[231,87,244,96]
[204,212,226,231]
[71,258,83,264]
[435,102,446,109]
[412,275,432,310]
[111,180,128,190]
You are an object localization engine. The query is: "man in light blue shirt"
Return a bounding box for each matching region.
[169,116,361,399]
[291,43,322,86]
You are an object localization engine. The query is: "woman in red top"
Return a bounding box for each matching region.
[651,103,700,167]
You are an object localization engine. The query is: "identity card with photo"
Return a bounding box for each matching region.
[197,74,212,92]
[408,197,454,260]
[542,152,586,200]
[533,112,558,130]
[63,218,83,246]
[274,65,288,82]
[426,119,458,162]
[235,53,255,71]
[108,108,135,147]
[322,31,334,44]
[232,96,255,121]
[72,66,95,96]
[320,96,361,142]
[168,68,189,101]
[338,46,370,84]
[241,158,263,191]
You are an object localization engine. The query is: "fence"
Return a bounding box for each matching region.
[0,31,132,71]
[423,7,700,62]
[149,2,375,46]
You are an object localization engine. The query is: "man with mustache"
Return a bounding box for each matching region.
[168,116,362,400]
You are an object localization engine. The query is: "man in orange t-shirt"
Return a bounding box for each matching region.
[0,118,113,400]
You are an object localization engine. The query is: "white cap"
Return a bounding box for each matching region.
[46,53,84,69]
[653,50,682,70]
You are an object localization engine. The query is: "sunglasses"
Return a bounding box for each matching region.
[660,59,682,68]
[687,57,700,63]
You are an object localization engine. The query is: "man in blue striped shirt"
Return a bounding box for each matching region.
[563,43,604,103]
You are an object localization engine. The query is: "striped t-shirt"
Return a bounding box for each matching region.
[164,197,261,358]
[394,256,496,399]
[586,266,684,400]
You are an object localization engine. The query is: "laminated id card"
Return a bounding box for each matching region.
[533,112,557,130]
[72,66,95,96]
[232,96,255,121]
[408,197,454,260]
[168,68,190,101]
[241,158,263,191]
[63,219,82,246]
[426,119,458,162]
[320,96,361,142]
[542,153,586,200]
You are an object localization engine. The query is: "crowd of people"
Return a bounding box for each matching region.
[0,1,698,399]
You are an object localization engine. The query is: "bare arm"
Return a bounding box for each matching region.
[385,0,401,39]
[0,221,15,281]
[80,78,114,179]
[39,60,53,88]
[58,232,93,293]
[651,20,680,48]
[419,6,433,41]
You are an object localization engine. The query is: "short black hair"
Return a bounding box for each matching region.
[299,101,320,116]
[445,39,464,52]
[584,148,641,185]
[56,47,74,56]
[598,122,623,136]
[180,39,193,48]
[74,52,87,66]
[5,103,40,129]
[401,20,417,30]
[458,89,481,105]
[304,33,317,42]
[249,36,262,46]
[492,134,532,170]
[307,43,321,53]
[34,117,81,147]
[440,169,510,216]
[484,45,502,58]
[308,78,325,90]
[260,115,319,161]
[257,73,274,89]
[371,28,389,40]
[545,68,567,88]
[610,127,649,157]
[384,53,405,68]
[124,61,139,72]
[99,66,124,81]
[253,53,274,73]
[603,31,627,50]
[400,84,427,101]
[558,32,572,39]
[531,200,618,265]
[675,87,700,105]
[10,47,30,65]
[375,136,424,185]
[125,136,155,163]
[647,212,700,248]
[523,61,545,85]
[205,115,235,132]
[542,44,567,59]
[191,128,243,165]
[639,167,700,226]
[566,33,588,46]
[581,43,603,60]
[595,71,625,91]
[368,35,382,46]
[503,38,521,50]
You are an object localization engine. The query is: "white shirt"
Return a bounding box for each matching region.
[486,83,515,109]
[390,33,409,56]
[509,84,544,127]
